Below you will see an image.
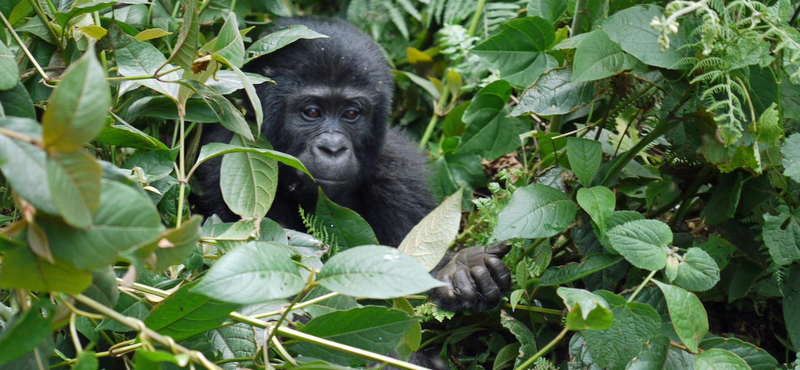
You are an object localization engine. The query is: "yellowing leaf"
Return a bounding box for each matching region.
[135,28,173,42]
[398,189,462,271]
[78,25,107,40]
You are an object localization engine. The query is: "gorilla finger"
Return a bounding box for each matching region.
[470,265,501,302]
[435,275,456,303]
[486,241,511,257]
[485,256,512,291]
[453,269,477,304]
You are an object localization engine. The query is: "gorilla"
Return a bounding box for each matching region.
[192,17,510,313]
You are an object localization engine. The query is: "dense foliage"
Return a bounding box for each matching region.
[1,0,800,369]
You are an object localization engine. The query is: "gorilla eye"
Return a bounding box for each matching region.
[302,107,321,119]
[342,109,360,121]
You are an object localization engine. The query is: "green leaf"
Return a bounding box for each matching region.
[457,80,527,160]
[699,337,777,370]
[163,0,198,72]
[316,189,378,249]
[430,154,485,209]
[290,307,417,366]
[576,187,615,239]
[208,323,257,369]
[42,45,110,152]
[607,219,672,271]
[472,17,558,87]
[624,335,670,370]
[246,25,329,62]
[526,0,566,23]
[191,241,304,304]
[127,96,217,123]
[500,310,537,368]
[194,142,312,179]
[211,13,245,68]
[0,82,36,119]
[567,137,603,186]
[750,103,782,142]
[493,343,522,370]
[46,151,102,229]
[671,247,720,292]
[538,254,623,286]
[143,215,202,272]
[316,245,446,299]
[490,184,577,242]
[782,133,800,182]
[0,119,59,216]
[599,5,695,69]
[123,149,174,183]
[572,30,638,83]
[783,265,800,353]
[220,135,278,218]
[762,205,800,266]
[398,189,461,271]
[583,292,660,370]
[145,282,238,341]
[212,55,265,131]
[96,122,169,150]
[72,351,99,370]
[116,39,180,100]
[511,67,596,116]
[557,287,613,330]
[177,80,253,142]
[694,349,751,370]
[76,268,119,313]
[39,180,164,270]
[0,247,92,295]
[0,302,51,365]
[0,39,18,91]
[653,280,708,353]
[134,28,172,41]
[54,0,116,26]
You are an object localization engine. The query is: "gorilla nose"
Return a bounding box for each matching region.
[312,135,350,159]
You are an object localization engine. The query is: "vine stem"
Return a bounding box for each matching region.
[514,327,569,370]
[0,11,52,82]
[25,0,61,50]
[176,112,186,227]
[71,294,223,370]
[627,269,658,303]
[501,303,562,316]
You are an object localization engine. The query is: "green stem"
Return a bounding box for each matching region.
[253,292,340,319]
[467,0,487,37]
[547,115,563,134]
[264,288,306,362]
[501,303,562,316]
[26,0,61,50]
[570,0,589,37]
[514,327,569,370]
[176,113,186,227]
[627,269,658,303]
[0,11,51,82]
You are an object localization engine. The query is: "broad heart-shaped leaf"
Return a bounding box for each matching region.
[653,280,708,353]
[511,67,597,116]
[456,80,527,160]
[246,24,329,62]
[0,119,59,216]
[0,300,51,366]
[472,16,557,87]
[0,82,36,119]
[576,187,615,239]
[572,30,639,83]
[194,142,312,179]
[289,307,417,366]
[782,133,800,182]
[211,13,245,68]
[116,38,180,101]
[177,80,254,142]
[316,189,378,249]
[762,205,800,266]
[0,39,18,90]
[39,180,164,270]
[671,247,720,292]
[490,184,577,242]
[607,219,672,271]
[699,337,777,370]
[316,245,446,299]
[191,241,304,304]
[220,135,278,218]
[694,349,750,370]
[398,189,461,271]
[146,281,238,341]
[42,44,110,152]
[0,247,91,295]
[526,0,567,23]
[599,5,695,69]
[46,151,102,229]
[557,288,613,330]
[583,291,660,370]
[567,137,603,187]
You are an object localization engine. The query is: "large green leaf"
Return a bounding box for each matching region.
[572,30,638,83]
[783,265,800,353]
[699,337,777,370]
[42,45,110,152]
[211,13,245,68]
[316,245,445,299]
[653,280,708,353]
[567,137,603,187]
[557,288,613,330]
[576,186,615,238]
[782,133,800,182]
[0,118,59,216]
[220,136,278,218]
[456,80,527,160]
[290,307,417,366]
[145,282,238,341]
[40,180,164,270]
[0,247,92,294]
[762,205,800,266]
[193,142,311,179]
[472,17,557,87]
[246,25,328,62]
[490,184,577,242]
[0,39,17,91]
[191,241,305,304]
[526,0,566,23]
[0,82,36,119]
[212,55,265,131]
[137,215,203,272]
[539,254,623,286]
[46,151,102,229]
[511,67,597,116]
[607,219,671,271]
[163,0,198,72]
[178,80,254,142]
[398,189,461,271]
[599,5,695,69]
[670,247,720,292]
[0,301,52,365]
[116,38,180,100]
[316,189,378,249]
[694,349,750,370]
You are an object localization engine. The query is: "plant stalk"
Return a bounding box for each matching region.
[514,327,569,370]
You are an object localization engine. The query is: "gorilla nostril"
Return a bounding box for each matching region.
[317,145,348,158]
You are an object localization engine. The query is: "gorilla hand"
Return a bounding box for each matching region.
[430,242,512,311]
